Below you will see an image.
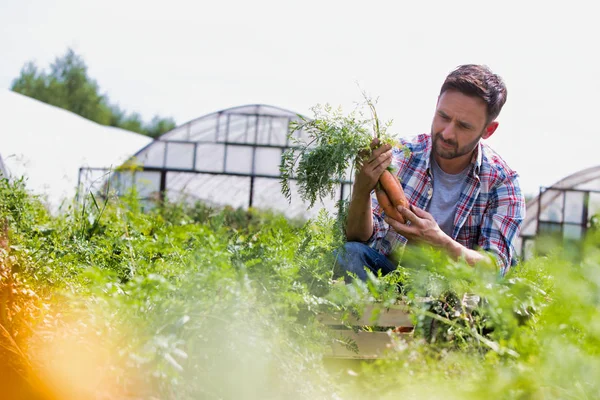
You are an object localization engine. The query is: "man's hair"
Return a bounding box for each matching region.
[440,64,507,123]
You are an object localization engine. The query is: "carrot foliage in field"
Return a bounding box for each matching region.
[280,100,408,209]
[2,177,600,399]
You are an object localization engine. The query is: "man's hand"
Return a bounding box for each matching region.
[384,205,449,247]
[345,138,392,243]
[353,138,392,198]
[384,204,490,267]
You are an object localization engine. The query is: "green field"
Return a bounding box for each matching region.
[1,178,599,400]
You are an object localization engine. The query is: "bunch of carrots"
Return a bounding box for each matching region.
[374,166,409,224]
[281,94,411,220]
[365,100,410,224]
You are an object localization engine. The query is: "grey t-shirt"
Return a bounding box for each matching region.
[426,157,470,237]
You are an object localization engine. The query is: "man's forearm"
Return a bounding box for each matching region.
[345,191,374,242]
[345,139,393,243]
[443,236,490,266]
[388,205,503,271]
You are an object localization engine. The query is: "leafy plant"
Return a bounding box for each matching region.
[280,97,407,210]
[4,177,600,399]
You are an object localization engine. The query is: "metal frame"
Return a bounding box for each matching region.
[519,234,535,261]
[78,107,352,209]
[78,166,352,209]
[534,186,600,236]
[518,185,600,260]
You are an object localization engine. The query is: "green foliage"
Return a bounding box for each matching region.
[332,237,600,400]
[280,100,403,209]
[3,181,600,399]
[0,177,51,235]
[11,48,176,138]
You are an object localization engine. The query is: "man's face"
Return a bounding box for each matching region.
[431,90,491,160]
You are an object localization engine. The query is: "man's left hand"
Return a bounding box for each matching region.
[384,205,450,248]
[385,205,492,267]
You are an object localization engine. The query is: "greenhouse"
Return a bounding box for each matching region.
[517,165,600,259]
[80,104,353,219]
[0,152,7,178]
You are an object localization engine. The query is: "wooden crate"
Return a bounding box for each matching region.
[319,303,414,359]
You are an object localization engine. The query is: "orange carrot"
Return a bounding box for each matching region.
[375,186,406,223]
[379,170,409,212]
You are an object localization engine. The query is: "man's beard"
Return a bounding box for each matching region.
[432,130,483,160]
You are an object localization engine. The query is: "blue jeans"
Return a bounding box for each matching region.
[334,241,397,282]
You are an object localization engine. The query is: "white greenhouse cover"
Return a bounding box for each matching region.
[0,90,153,211]
[0,152,7,178]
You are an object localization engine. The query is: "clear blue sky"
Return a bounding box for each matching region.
[1,0,599,196]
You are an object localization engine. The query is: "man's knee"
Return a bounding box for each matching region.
[335,241,369,266]
[334,241,373,280]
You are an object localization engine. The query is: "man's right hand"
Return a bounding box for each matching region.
[346,138,390,242]
[353,138,393,197]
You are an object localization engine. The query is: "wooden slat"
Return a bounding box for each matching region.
[318,303,413,328]
[326,330,412,359]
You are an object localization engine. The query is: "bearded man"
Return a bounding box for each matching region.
[338,64,526,280]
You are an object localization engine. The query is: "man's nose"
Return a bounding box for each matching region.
[441,123,457,142]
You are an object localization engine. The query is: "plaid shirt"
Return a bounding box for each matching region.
[367,134,526,275]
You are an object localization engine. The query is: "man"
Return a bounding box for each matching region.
[337,64,525,280]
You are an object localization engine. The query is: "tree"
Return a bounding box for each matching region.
[145,116,177,138]
[11,49,176,138]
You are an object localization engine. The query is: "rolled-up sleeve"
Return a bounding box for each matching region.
[478,173,526,275]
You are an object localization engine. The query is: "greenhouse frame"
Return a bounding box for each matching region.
[79,104,353,219]
[517,165,600,259]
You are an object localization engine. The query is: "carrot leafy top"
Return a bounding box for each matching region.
[281,96,409,209]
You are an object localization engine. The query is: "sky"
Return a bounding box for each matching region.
[1,0,599,197]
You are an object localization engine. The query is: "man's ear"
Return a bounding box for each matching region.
[482,121,499,140]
